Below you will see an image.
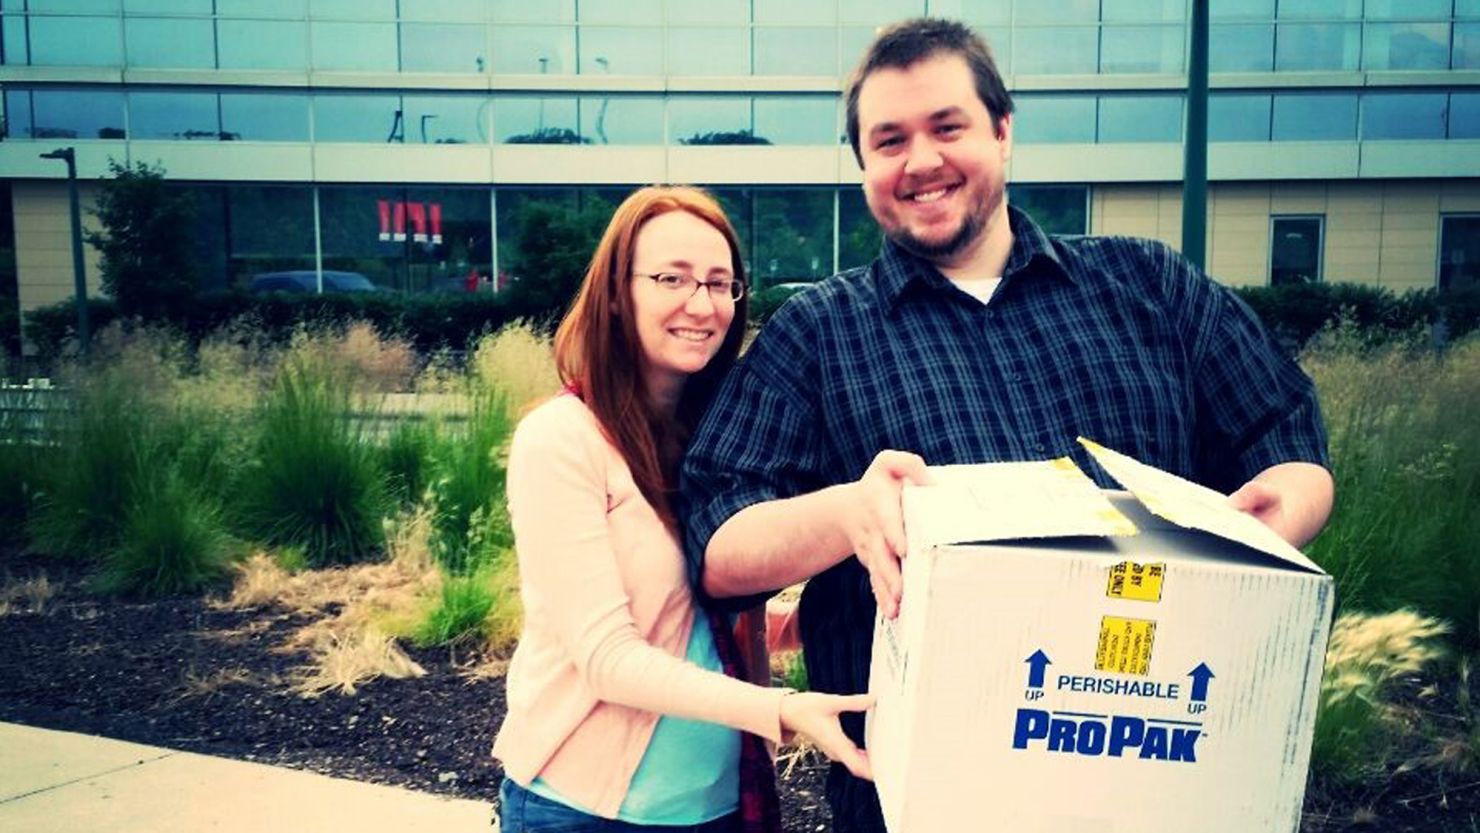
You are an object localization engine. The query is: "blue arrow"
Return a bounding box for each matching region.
[1025,650,1051,689]
[1188,663,1215,702]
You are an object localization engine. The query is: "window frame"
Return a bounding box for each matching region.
[1436,212,1480,292]
[1268,214,1326,286]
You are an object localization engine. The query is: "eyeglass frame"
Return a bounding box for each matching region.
[632,271,747,301]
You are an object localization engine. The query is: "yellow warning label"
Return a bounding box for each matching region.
[1095,616,1156,676]
[1106,561,1166,603]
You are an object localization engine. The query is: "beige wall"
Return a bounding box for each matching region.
[1093,179,1480,291]
[13,181,104,317]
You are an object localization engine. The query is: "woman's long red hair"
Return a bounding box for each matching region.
[552,186,749,529]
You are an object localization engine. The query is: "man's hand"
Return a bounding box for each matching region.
[845,451,931,619]
[1228,461,1334,548]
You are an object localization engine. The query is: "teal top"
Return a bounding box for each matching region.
[528,612,741,824]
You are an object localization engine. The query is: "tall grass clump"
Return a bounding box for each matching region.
[241,354,386,566]
[381,419,436,507]
[470,321,560,413]
[0,388,45,543]
[425,387,515,574]
[1303,331,1480,644]
[99,468,234,597]
[1310,610,1449,784]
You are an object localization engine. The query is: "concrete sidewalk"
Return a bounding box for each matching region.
[0,722,493,832]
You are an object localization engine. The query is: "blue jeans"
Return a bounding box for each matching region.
[497,778,740,833]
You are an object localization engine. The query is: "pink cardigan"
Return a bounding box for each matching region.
[492,394,786,818]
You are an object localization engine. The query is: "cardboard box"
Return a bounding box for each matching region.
[866,440,1333,833]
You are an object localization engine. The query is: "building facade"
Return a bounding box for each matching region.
[0,0,1477,329]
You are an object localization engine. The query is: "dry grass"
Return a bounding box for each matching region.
[178,666,257,702]
[469,322,560,411]
[290,628,426,697]
[0,574,55,616]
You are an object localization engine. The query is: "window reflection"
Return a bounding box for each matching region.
[1454,23,1480,70]
[1270,216,1323,286]
[1209,93,1271,142]
[220,92,310,141]
[580,27,662,74]
[30,16,123,67]
[1012,94,1096,143]
[755,27,839,76]
[754,97,838,145]
[1365,0,1452,19]
[754,0,835,26]
[310,21,398,71]
[130,91,220,141]
[1012,0,1097,25]
[27,1,120,11]
[311,0,395,20]
[668,0,747,25]
[670,97,756,145]
[493,95,582,143]
[218,20,308,71]
[838,187,881,271]
[1008,185,1089,235]
[25,88,126,139]
[1364,23,1450,71]
[399,0,486,22]
[667,28,749,76]
[1362,93,1447,140]
[125,17,215,69]
[578,95,662,144]
[217,0,306,17]
[314,94,404,143]
[1014,27,1097,74]
[1439,215,1480,292]
[491,0,574,24]
[1451,92,1480,139]
[1210,0,1274,19]
[401,23,487,73]
[1272,93,1356,140]
[495,188,605,296]
[1100,0,1184,23]
[490,25,574,75]
[1275,0,1361,20]
[839,0,923,26]
[3,91,32,138]
[4,18,30,65]
[223,185,316,291]
[1097,95,1181,143]
[403,95,487,144]
[1275,23,1360,71]
[1100,25,1184,74]
[124,0,211,13]
[581,0,658,25]
[751,189,832,285]
[1210,24,1273,72]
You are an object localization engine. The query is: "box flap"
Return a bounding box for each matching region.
[1077,437,1326,574]
[903,458,1137,555]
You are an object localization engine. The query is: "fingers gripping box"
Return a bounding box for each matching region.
[865,440,1333,833]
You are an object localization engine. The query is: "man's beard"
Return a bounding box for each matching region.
[883,184,996,264]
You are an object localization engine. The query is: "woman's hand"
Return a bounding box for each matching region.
[778,691,875,780]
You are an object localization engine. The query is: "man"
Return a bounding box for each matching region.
[681,18,1334,833]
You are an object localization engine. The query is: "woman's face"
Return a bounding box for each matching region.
[627,210,738,400]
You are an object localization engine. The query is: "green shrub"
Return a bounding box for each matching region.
[240,357,387,566]
[425,388,514,574]
[781,650,809,692]
[381,419,436,507]
[98,468,234,597]
[410,567,498,647]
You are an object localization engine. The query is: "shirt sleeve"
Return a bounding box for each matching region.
[679,298,830,612]
[508,400,786,743]
[1146,241,1331,492]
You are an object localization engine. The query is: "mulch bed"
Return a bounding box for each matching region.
[0,550,1474,832]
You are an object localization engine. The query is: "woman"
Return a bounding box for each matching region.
[494,186,871,833]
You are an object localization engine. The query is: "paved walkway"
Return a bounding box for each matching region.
[0,722,493,833]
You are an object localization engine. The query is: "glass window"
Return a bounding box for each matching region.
[1014,27,1097,74]
[1455,23,1480,70]
[224,185,316,291]
[1100,25,1184,74]
[580,0,658,25]
[398,0,486,22]
[839,0,923,26]
[1270,216,1323,286]
[314,93,403,143]
[1364,22,1450,71]
[578,94,662,144]
[401,186,493,294]
[401,22,487,73]
[1012,0,1097,25]
[129,91,220,141]
[667,27,749,75]
[310,21,397,71]
[28,88,125,139]
[1271,93,1356,140]
[754,0,835,25]
[840,27,882,75]
[668,0,748,25]
[1210,0,1274,19]
[494,187,607,294]
[1101,0,1185,23]
[490,25,574,74]
[318,186,411,292]
[218,0,306,17]
[1452,92,1480,139]
[1011,94,1096,143]
[756,27,839,76]
[27,0,120,11]
[218,21,308,71]
[580,27,662,74]
[1097,95,1182,143]
[1361,92,1447,140]
[751,189,833,285]
[928,0,1011,26]
[220,92,309,141]
[754,96,838,145]
[491,0,574,24]
[1363,0,1451,20]
[1209,93,1271,142]
[1461,0,1480,18]
[1276,0,1360,19]
[124,0,211,12]
[403,95,486,144]
[3,90,32,139]
[29,16,122,66]
[125,17,215,69]
[1439,216,1480,292]
[4,17,29,65]
[310,0,394,19]
[670,97,755,145]
[838,187,881,271]
[1275,23,1360,71]
[1211,24,1274,72]
[1008,185,1088,235]
[493,95,582,143]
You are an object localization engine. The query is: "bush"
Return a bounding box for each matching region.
[240,356,387,566]
[381,419,436,507]
[85,160,199,320]
[98,468,234,598]
[425,388,514,574]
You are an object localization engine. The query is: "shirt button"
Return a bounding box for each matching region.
[1011,373,1022,383]
[1034,443,1047,454]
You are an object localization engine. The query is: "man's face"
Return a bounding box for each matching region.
[855,53,1012,267]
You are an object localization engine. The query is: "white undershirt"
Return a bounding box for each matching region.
[948,276,1003,306]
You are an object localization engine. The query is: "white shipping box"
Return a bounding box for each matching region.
[866,440,1333,833]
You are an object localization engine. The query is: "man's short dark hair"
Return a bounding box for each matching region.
[844,18,1014,166]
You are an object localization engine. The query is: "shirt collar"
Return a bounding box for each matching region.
[876,203,1079,312]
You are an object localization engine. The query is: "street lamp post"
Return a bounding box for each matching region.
[39,147,89,355]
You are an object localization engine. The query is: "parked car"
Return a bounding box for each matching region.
[248,270,379,293]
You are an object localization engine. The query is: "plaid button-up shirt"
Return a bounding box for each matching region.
[680,205,1328,832]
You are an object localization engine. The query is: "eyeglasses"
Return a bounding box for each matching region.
[634,272,746,301]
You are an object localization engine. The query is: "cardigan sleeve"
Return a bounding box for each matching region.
[506,397,787,744]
